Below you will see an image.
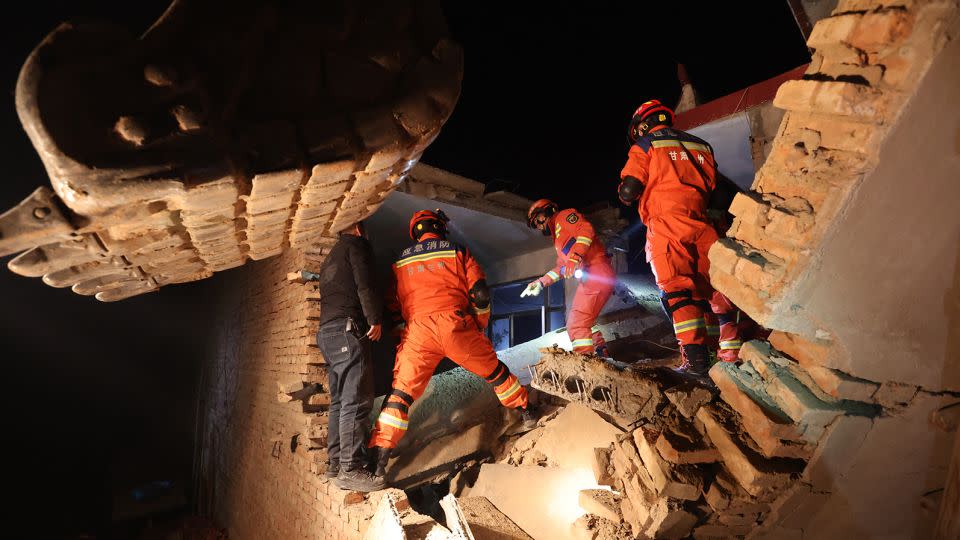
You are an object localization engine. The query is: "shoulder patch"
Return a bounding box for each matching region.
[566,212,579,224]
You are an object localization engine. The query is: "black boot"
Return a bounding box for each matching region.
[676,344,710,377]
[373,446,391,479]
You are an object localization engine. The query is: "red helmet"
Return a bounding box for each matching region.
[629,100,675,141]
[409,209,450,240]
[527,199,558,235]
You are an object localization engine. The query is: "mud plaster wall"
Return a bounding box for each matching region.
[789,32,960,391]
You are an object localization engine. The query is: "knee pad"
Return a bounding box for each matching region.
[659,289,698,316]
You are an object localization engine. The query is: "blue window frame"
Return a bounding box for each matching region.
[487,278,565,350]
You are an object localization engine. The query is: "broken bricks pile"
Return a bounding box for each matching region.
[529,346,886,539]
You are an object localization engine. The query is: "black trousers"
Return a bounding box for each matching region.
[316,318,374,470]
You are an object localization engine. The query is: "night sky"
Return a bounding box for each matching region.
[0,2,808,537]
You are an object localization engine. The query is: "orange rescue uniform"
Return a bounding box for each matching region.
[369,234,528,450]
[620,125,742,359]
[537,209,615,355]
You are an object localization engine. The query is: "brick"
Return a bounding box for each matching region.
[655,424,720,464]
[633,426,703,501]
[848,10,914,52]
[733,251,783,293]
[742,342,875,442]
[709,362,812,459]
[591,447,615,487]
[708,470,773,515]
[708,238,742,275]
[645,499,697,539]
[768,331,879,402]
[696,404,801,498]
[729,192,771,226]
[806,14,860,50]
[773,80,888,123]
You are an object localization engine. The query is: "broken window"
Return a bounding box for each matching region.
[488,279,565,350]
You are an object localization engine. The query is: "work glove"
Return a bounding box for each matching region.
[520,281,543,298]
[562,255,582,278]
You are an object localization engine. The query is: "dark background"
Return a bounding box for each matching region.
[0,1,808,537]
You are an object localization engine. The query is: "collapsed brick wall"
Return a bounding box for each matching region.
[702,0,960,537]
[199,245,387,540]
[0,0,461,302]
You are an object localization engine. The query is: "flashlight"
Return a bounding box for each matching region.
[574,268,583,280]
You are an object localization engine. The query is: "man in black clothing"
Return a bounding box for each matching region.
[297,221,384,492]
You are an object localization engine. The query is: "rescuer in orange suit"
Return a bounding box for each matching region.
[368,209,538,480]
[522,200,616,357]
[617,99,744,375]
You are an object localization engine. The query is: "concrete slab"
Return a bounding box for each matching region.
[458,496,534,540]
[533,404,623,470]
[470,464,605,540]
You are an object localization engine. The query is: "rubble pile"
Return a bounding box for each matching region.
[507,346,888,539]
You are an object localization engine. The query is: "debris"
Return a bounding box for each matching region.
[578,490,622,523]
[458,496,533,540]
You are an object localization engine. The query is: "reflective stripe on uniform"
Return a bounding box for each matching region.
[376,411,409,430]
[650,139,712,154]
[546,270,560,281]
[674,318,706,333]
[575,236,593,246]
[474,305,491,315]
[720,340,743,350]
[497,379,523,402]
[707,325,720,337]
[571,338,594,349]
[395,250,457,268]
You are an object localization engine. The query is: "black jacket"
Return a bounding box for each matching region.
[309,234,382,327]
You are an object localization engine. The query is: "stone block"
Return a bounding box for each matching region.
[697,403,802,498]
[633,426,703,501]
[578,489,621,523]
